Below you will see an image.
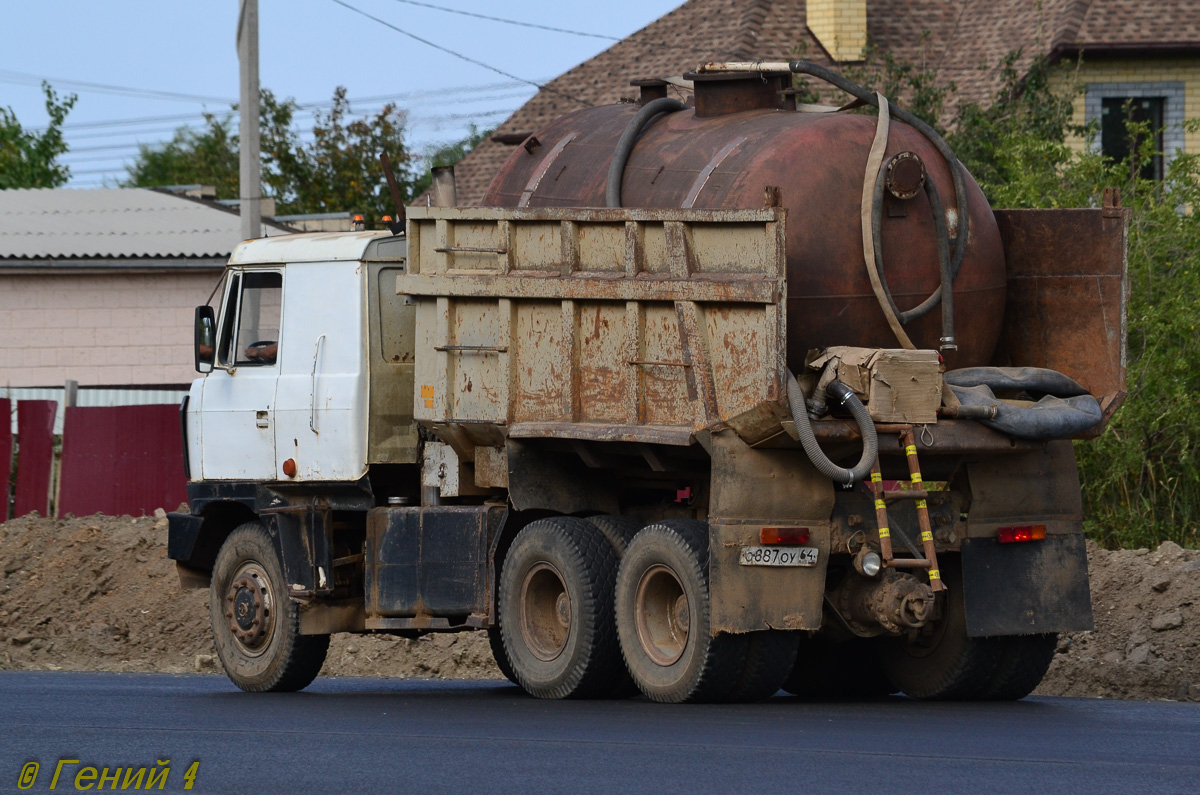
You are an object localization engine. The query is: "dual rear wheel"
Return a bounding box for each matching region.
[497,518,796,703]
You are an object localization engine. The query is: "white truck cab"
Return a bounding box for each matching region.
[187,231,408,483]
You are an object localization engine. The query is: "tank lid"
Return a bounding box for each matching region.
[682,70,790,118]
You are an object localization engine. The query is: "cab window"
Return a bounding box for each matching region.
[217,271,283,367]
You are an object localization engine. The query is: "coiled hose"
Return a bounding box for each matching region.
[787,372,879,486]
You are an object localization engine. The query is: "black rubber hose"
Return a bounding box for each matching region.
[605,98,687,208]
[788,60,970,300]
[787,373,879,486]
[870,161,956,343]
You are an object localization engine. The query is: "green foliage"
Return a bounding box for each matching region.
[125,87,420,225]
[0,83,77,189]
[124,113,240,198]
[408,125,493,200]
[842,38,954,134]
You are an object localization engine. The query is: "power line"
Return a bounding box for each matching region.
[328,0,590,108]
[0,69,234,104]
[386,0,620,41]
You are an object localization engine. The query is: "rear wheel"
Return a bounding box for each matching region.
[979,633,1058,700]
[487,627,519,685]
[615,521,747,703]
[879,559,999,700]
[498,517,625,699]
[725,630,799,702]
[209,522,329,692]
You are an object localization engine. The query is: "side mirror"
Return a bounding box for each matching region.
[195,305,216,373]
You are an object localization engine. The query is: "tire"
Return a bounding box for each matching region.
[487,627,520,685]
[585,515,644,697]
[615,521,747,703]
[586,515,643,557]
[978,633,1058,701]
[209,522,329,692]
[498,517,625,699]
[878,558,1000,700]
[783,636,896,700]
[725,630,799,702]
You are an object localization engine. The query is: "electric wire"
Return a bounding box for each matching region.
[328,0,591,108]
[385,0,621,41]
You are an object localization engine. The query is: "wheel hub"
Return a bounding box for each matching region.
[520,562,571,662]
[634,564,690,667]
[224,570,272,650]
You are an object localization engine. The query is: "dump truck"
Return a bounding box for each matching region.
[169,62,1128,702]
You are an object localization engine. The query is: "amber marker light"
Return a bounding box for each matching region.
[997,524,1047,543]
[760,527,810,545]
[282,458,298,478]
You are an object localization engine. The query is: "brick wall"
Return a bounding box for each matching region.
[0,270,222,388]
[1053,57,1200,161]
[807,0,867,63]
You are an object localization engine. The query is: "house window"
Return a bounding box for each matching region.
[1085,81,1185,180]
[1101,96,1165,180]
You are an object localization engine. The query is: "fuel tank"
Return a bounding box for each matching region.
[483,72,1006,370]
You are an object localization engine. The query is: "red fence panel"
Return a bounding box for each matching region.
[58,404,187,518]
[14,400,57,518]
[1,398,11,521]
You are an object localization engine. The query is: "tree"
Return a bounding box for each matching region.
[0,83,77,189]
[408,125,494,200]
[124,87,417,225]
[124,114,240,198]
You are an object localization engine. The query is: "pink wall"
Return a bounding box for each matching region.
[0,270,222,388]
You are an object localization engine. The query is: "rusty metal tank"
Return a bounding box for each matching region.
[483,71,1006,371]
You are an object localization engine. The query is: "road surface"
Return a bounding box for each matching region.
[2,672,1198,793]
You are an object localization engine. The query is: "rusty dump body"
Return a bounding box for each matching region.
[172,64,1131,701]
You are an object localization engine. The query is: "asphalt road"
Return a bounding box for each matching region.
[2,672,1198,794]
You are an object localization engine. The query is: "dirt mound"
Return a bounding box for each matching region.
[2,514,1196,700]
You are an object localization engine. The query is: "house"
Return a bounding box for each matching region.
[451,0,1200,205]
[0,186,294,426]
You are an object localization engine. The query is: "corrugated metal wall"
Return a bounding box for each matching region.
[14,400,56,518]
[1,398,11,521]
[4,387,189,435]
[57,405,187,517]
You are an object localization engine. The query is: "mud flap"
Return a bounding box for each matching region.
[961,534,1094,637]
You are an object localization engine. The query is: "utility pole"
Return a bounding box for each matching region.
[237,0,261,241]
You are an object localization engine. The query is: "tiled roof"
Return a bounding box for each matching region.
[454,0,1200,205]
[0,187,292,262]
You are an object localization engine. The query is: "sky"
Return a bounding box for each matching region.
[1,0,686,189]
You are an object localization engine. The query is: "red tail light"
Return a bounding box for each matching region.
[760,527,810,545]
[997,524,1047,543]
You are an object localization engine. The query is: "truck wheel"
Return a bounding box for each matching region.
[586,514,642,557]
[487,627,519,685]
[209,522,329,692]
[498,517,624,699]
[615,521,747,703]
[979,633,1058,700]
[725,630,799,702]
[783,636,896,700]
[878,559,999,700]
[585,515,644,697]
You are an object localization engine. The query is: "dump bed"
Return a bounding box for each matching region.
[402,206,789,447]
[400,204,1128,453]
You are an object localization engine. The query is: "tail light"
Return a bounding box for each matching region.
[760,527,810,545]
[997,524,1047,543]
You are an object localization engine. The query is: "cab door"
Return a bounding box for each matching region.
[200,269,283,480]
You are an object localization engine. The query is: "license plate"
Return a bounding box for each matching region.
[739,546,819,567]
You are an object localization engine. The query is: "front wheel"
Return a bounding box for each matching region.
[209,522,329,692]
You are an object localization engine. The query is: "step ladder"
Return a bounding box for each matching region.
[868,425,946,593]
